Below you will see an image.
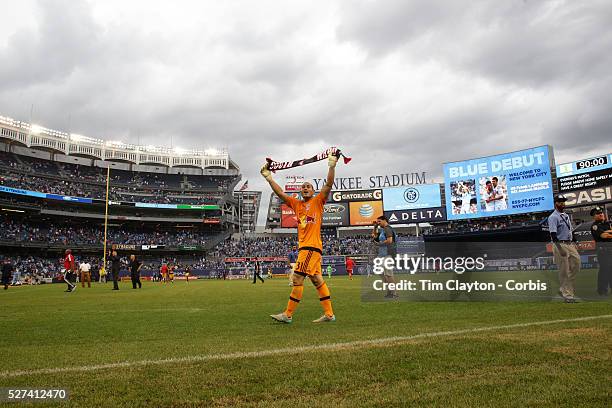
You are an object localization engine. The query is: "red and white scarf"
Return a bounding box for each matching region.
[266,147,351,172]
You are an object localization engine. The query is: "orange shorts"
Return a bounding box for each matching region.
[294,249,322,276]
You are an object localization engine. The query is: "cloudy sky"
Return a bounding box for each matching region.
[1,0,611,222]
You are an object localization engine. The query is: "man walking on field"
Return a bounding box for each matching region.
[79,259,92,288]
[63,249,77,293]
[346,256,355,280]
[262,149,338,323]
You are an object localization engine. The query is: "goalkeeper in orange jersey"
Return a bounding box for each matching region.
[262,150,338,323]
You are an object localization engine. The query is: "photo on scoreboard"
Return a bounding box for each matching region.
[449,179,478,215]
[479,175,508,212]
[443,145,555,220]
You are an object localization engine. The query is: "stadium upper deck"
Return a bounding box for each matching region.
[0,114,239,170]
[0,114,244,208]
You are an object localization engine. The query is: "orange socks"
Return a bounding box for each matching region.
[284,284,303,317]
[316,281,334,317]
[285,280,334,318]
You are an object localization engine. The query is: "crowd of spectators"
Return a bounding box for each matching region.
[0,254,246,282]
[0,228,381,258]
[4,256,57,280]
[2,219,101,245]
[211,236,295,258]
[0,218,209,246]
[0,170,226,203]
[424,218,541,235]
[0,151,237,204]
[210,235,375,258]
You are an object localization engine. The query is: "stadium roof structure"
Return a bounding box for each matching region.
[0,114,239,171]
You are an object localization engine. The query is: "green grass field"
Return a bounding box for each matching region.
[1,276,610,407]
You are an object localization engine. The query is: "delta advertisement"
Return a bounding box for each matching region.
[556,153,612,207]
[383,184,446,223]
[443,146,555,220]
[384,207,447,224]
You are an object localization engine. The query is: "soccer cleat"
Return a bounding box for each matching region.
[312,314,336,323]
[270,313,292,324]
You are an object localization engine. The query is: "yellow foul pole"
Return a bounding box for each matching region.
[102,166,111,271]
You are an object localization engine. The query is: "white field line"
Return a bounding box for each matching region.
[1,314,610,379]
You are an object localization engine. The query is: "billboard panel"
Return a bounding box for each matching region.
[556,154,612,207]
[331,189,382,203]
[556,153,612,179]
[349,200,383,226]
[384,206,447,224]
[443,146,554,220]
[285,175,305,192]
[564,186,612,207]
[280,204,298,228]
[322,202,349,226]
[280,202,349,228]
[558,167,612,192]
[383,184,441,211]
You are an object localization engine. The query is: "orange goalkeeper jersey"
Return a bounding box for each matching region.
[284,193,326,251]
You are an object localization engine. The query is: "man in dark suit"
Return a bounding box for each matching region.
[129,254,143,289]
[110,250,121,290]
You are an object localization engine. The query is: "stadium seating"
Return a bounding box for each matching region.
[0,216,212,246]
[0,151,237,204]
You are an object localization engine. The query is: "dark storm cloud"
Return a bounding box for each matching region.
[336,0,612,160]
[336,0,466,57]
[0,0,99,89]
[338,0,612,87]
[0,0,182,135]
[546,80,612,157]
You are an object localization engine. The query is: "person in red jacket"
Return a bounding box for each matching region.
[63,249,77,293]
[346,257,355,280]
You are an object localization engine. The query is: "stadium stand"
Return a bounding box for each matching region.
[0,151,237,204]
[0,216,212,246]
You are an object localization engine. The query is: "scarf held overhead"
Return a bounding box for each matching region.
[266,147,351,172]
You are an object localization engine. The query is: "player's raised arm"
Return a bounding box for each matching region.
[261,164,292,203]
[319,152,337,198]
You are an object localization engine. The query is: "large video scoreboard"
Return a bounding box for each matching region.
[556,153,612,207]
[443,146,555,220]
